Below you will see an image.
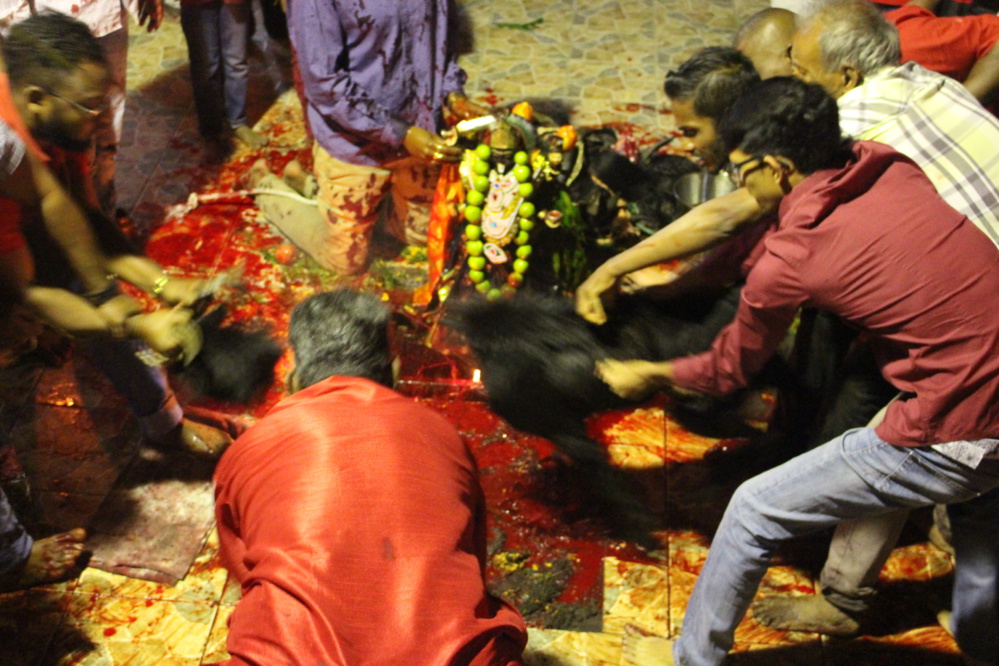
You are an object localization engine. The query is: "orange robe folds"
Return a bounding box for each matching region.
[213,376,527,665]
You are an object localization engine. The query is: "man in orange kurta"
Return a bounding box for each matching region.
[213,289,527,665]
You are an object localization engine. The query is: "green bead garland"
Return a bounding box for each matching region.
[463,144,536,298]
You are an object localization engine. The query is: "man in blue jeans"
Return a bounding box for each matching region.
[598,77,999,666]
[180,0,267,150]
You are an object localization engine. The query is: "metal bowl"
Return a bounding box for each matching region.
[673,171,738,211]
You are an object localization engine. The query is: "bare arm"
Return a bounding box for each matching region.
[24,285,196,357]
[0,152,113,294]
[575,187,763,324]
[23,285,124,337]
[964,42,999,107]
[104,254,205,306]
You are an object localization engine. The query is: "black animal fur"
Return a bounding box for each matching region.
[174,308,282,404]
[446,289,895,543]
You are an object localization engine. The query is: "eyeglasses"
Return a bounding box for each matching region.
[45,89,106,117]
[724,155,766,187]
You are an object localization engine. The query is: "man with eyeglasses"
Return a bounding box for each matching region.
[0,12,232,458]
[577,5,999,324]
[599,76,999,666]
[1,0,164,217]
[577,1,999,642]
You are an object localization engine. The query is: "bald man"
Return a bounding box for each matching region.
[733,8,797,78]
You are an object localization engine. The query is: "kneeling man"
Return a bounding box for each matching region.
[213,289,527,665]
[598,78,999,666]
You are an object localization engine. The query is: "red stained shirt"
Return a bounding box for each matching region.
[886,5,999,83]
[671,141,999,447]
[213,376,527,666]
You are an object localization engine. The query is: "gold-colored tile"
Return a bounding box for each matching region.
[603,406,665,469]
[51,593,216,665]
[602,556,669,637]
[880,541,954,584]
[525,628,624,665]
[201,604,234,663]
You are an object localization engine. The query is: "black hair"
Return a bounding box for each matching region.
[288,290,393,390]
[718,77,851,174]
[2,11,107,90]
[664,47,761,122]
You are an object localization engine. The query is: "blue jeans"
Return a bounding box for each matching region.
[0,489,31,579]
[83,336,183,440]
[181,0,252,135]
[674,427,999,665]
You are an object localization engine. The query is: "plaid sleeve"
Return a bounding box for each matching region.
[0,120,26,180]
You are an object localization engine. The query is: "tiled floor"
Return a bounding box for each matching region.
[0,1,967,664]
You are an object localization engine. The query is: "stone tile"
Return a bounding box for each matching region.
[10,404,139,496]
[602,556,669,637]
[48,593,216,665]
[29,492,109,540]
[524,628,625,665]
[201,603,234,663]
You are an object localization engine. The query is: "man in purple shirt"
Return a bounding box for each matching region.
[598,78,999,666]
[286,0,485,275]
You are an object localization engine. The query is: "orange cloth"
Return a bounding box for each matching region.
[887,5,999,82]
[0,72,90,256]
[0,72,37,256]
[214,376,527,666]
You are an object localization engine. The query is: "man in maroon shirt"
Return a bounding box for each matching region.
[598,78,999,666]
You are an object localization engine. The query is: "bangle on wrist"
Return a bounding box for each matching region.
[151,275,170,297]
[84,282,118,306]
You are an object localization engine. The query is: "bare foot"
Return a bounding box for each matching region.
[752,595,860,636]
[245,158,274,190]
[622,624,674,665]
[281,159,314,197]
[233,125,269,149]
[150,419,232,459]
[12,528,86,589]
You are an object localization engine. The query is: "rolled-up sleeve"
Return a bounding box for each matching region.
[671,253,805,396]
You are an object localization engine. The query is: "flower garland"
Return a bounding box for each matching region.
[463,144,537,300]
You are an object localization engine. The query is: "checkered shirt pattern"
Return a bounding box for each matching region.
[839,62,999,248]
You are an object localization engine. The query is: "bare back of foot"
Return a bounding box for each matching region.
[11,527,86,589]
[245,159,274,190]
[752,595,860,636]
[282,160,317,198]
[233,125,269,149]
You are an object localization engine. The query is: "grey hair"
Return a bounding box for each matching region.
[288,290,393,389]
[801,0,900,77]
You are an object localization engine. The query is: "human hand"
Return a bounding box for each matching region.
[446,93,491,121]
[595,359,669,401]
[126,307,202,362]
[403,126,463,163]
[574,267,621,325]
[137,0,163,31]
[156,276,206,307]
[97,294,143,336]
